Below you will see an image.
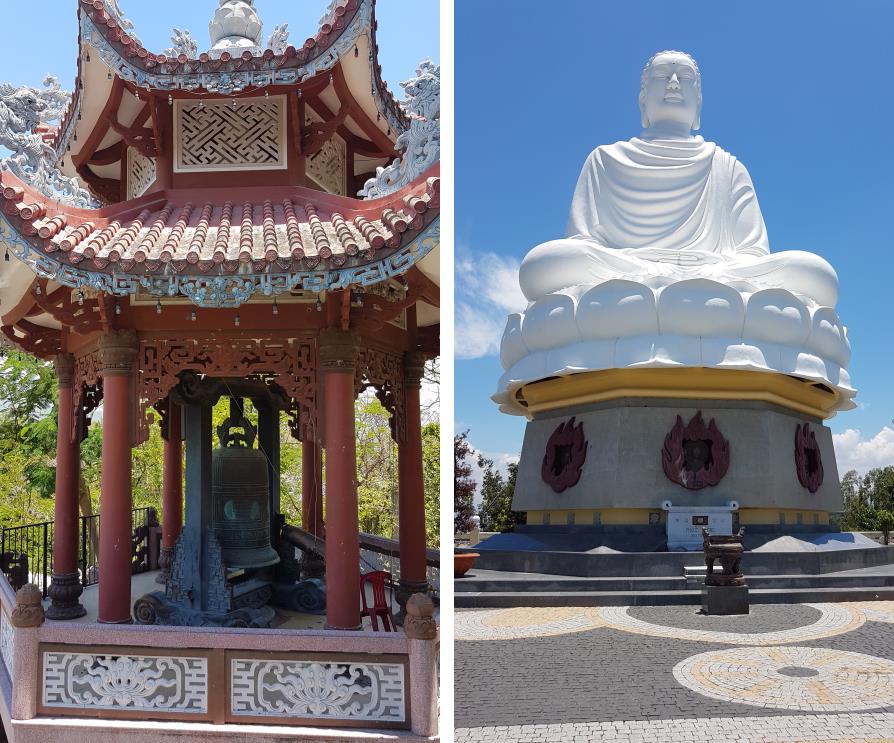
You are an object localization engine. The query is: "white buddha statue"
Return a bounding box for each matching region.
[519,50,839,308]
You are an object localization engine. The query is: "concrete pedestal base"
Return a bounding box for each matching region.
[702,584,750,615]
[513,397,843,517]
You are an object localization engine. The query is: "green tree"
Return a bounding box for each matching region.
[0,349,57,524]
[422,421,440,547]
[454,431,476,532]
[478,457,524,532]
[876,509,894,545]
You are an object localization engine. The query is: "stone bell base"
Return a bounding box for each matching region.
[513,392,843,521]
[702,584,750,615]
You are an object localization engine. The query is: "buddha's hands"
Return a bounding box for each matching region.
[637,248,723,265]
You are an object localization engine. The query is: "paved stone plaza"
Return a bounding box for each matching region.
[455,602,894,742]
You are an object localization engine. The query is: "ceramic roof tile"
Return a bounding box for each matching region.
[0,169,439,279]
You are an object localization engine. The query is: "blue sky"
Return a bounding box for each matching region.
[0,1,438,94]
[456,0,894,479]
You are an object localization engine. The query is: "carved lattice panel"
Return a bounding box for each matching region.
[306,133,346,196]
[42,651,208,714]
[137,337,317,442]
[71,349,102,442]
[355,347,405,443]
[126,146,156,200]
[174,96,287,172]
[229,657,406,723]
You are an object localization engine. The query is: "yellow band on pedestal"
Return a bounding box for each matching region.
[518,368,840,420]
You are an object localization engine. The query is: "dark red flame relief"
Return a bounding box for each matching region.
[661,411,730,490]
[795,422,824,493]
[541,417,587,493]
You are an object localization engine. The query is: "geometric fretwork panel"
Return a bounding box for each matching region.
[42,652,208,713]
[175,96,287,172]
[306,133,346,196]
[127,146,156,200]
[230,658,406,723]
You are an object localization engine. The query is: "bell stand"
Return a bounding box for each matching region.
[133,373,324,627]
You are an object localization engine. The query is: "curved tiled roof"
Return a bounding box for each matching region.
[0,169,438,278]
[54,0,407,154]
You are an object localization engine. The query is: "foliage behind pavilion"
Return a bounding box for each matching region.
[0,0,438,652]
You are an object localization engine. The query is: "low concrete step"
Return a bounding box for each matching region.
[684,565,708,589]
[456,573,894,594]
[455,576,686,592]
[456,586,894,608]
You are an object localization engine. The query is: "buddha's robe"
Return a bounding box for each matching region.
[519,136,838,307]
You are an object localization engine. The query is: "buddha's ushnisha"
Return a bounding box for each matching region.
[519,51,839,308]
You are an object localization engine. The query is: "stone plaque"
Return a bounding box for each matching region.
[665,504,736,551]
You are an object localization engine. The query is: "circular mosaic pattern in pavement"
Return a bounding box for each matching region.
[455,607,605,640]
[674,646,894,711]
[598,603,864,645]
[844,601,894,624]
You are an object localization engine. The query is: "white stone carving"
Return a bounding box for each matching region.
[0,611,13,677]
[0,77,97,208]
[209,0,263,58]
[174,95,287,172]
[126,146,156,200]
[359,60,439,199]
[230,658,405,722]
[43,652,207,712]
[165,28,198,59]
[496,50,854,415]
[494,279,855,415]
[267,23,290,55]
[307,134,346,196]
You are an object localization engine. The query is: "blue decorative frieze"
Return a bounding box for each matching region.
[1,213,438,309]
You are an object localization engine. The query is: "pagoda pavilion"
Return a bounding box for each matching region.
[0,0,439,739]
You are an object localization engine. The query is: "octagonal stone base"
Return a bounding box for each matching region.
[513,396,842,521]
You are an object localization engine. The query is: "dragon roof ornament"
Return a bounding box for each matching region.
[359,60,440,199]
[103,0,140,44]
[165,29,199,59]
[0,77,98,209]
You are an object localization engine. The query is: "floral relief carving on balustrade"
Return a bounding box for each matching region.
[137,337,318,443]
[42,651,208,714]
[0,611,13,677]
[229,658,406,724]
[355,346,406,443]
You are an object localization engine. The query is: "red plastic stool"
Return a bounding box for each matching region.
[360,570,396,631]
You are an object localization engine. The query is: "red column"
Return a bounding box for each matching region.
[157,397,182,584]
[97,331,138,624]
[397,351,430,613]
[320,330,361,630]
[46,354,86,620]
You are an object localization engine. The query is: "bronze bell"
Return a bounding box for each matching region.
[211,405,280,569]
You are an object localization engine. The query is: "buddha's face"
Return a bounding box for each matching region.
[640,52,701,131]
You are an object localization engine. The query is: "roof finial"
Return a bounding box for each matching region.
[209,0,263,58]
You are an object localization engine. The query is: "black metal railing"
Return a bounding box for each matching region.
[0,520,53,597]
[2,507,156,597]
